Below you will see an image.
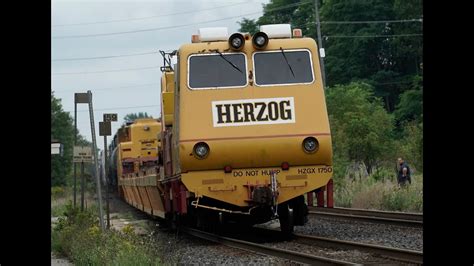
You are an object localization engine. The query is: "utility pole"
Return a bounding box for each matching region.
[88,90,105,230]
[74,101,77,207]
[315,0,327,89]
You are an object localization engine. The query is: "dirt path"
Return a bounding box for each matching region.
[51,252,73,266]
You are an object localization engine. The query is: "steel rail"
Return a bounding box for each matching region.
[181,227,359,265]
[309,207,423,227]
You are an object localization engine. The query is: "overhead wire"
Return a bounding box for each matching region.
[67,104,160,113]
[53,1,252,27]
[52,66,160,75]
[52,82,159,93]
[52,51,158,61]
[53,1,313,39]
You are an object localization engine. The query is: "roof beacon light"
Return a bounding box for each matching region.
[293,28,302,38]
[260,24,292,39]
[191,34,200,43]
[198,27,228,42]
[228,33,245,51]
[252,32,269,50]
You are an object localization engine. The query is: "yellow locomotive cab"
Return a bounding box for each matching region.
[174,28,332,210]
[115,24,334,232]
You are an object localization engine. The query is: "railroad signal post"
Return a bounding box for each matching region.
[103,113,117,123]
[100,115,115,229]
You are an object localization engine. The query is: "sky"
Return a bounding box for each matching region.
[52,0,270,149]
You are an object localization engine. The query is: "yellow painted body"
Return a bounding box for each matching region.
[120,142,133,161]
[116,118,165,217]
[182,165,332,206]
[161,72,175,126]
[124,118,161,159]
[172,37,333,206]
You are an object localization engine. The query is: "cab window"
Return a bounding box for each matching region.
[253,49,314,86]
[188,53,247,90]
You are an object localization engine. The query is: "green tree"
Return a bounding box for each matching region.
[51,92,74,186]
[238,18,259,35]
[123,112,151,123]
[237,1,315,36]
[397,120,423,173]
[51,92,93,187]
[320,0,396,86]
[391,0,423,76]
[394,75,423,123]
[244,0,422,114]
[326,82,395,174]
[257,0,303,26]
[319,0,422,111]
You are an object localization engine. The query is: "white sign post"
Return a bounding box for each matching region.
[73,146,93,163]
[74,146,92,211]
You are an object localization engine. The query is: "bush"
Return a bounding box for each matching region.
[381,175,423,212]
[51,200,70,217]
[397,121,423,173]
[326,82,396,174]
[334,172,423,212]
[51,186,66,200]
[371,167,396,182]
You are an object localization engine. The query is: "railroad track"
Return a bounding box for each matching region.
[252,226,422,264]
[293,231,423,264]
[181,227,358,265]
[182,226,423,265]
[308,206,423,227]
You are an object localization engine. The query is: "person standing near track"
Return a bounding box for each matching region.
[396,157,412,187]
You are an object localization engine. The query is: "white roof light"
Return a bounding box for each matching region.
[260,24,292,39]
[198,27,228,42]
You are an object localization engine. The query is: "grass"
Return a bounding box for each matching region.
[334,173,423,212]
[52,186,72,217]
[51,202,162,265]
[51,186,97,217]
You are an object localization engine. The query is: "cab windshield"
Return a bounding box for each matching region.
[253,49,314,86]
[188,53,247,90]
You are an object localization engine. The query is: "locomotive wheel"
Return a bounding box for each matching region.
[196,209,205,229]
[278,204,294,235]
[292,195,308,225]
[196,208,215,232]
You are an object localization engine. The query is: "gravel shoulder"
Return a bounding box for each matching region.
[295,215,423,251]
[109,195,299,265]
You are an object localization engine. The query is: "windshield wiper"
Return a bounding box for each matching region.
[216,51,243,73]
[280,47,295,78]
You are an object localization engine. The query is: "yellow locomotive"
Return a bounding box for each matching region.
[110,118,164,215]
[116,24,333,233]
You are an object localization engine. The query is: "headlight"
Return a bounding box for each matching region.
[193,142,210,159]
[302,137,319,153]
[252,32,268,50]
[228,33,245,51]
